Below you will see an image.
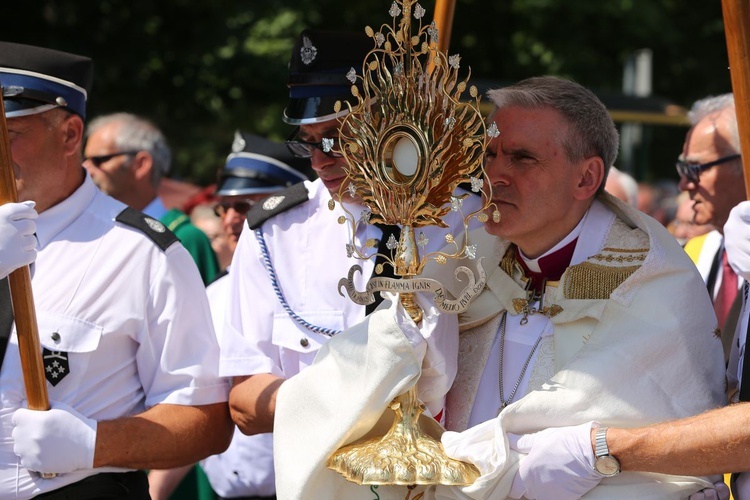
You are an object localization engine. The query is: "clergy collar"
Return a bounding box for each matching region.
[517,214,585,277]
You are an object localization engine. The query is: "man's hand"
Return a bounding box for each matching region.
[508,422,602,500]
[12,401,97,474]
[390,292,458,418]
[0,201,37,279]
[688,476,730,500]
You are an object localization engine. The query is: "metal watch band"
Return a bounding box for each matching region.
[595,426,610,457]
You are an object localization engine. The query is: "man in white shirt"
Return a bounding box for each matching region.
[222,28,478,442]
[0,41,232,500]
[148,131,309,500]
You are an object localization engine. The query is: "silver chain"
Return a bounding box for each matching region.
[498,310,543,412]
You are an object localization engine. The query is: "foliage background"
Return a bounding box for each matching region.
[9,0,731,186]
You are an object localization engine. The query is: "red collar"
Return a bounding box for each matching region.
[516,238,578,292]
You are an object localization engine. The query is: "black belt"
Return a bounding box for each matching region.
[34,471,150,499]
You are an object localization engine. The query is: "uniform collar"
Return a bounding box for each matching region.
[36,169,97,250]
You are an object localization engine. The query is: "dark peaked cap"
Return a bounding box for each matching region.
[216,131,311,197]
[283,29,372,125]
[0,41,93,119]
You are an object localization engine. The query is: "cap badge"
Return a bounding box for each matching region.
[263,195,285,211]
[232,132,246,153]
[300,35,318,65]
[145,217,166,233]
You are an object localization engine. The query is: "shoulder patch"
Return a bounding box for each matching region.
[246,182,310,230]
[115,207,179,251]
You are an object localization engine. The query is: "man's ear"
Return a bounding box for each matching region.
[574,156,605,201]
[61,114,84,157]
[131,151,154,182]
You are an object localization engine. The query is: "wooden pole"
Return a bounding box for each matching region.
[0,90,49,411]
[433,0,457,54]
[722,0,750,199]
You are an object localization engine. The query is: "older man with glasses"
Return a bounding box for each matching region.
[675,93,745,361]
[83,112,220,285]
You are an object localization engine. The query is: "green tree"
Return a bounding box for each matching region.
[6,0,733,184]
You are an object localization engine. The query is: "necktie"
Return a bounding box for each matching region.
[366,223,401,315]
[714,250,738,332]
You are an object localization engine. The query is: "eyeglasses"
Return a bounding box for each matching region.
[83,151,141,168]
[213,200,255,217]
[675,153,741,184]
[285,128,344,159]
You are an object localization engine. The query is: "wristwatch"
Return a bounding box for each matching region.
[593,427,621,476]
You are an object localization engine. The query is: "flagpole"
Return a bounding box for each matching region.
[0,90,49,411]
[721,0,750,199]
[433,0,457,53]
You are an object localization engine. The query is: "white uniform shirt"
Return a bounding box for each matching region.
[0,173,228,499]
[221,178,480,382]
[201,273,275,498]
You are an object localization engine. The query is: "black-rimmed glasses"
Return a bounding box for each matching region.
[285,128,343,159]
[83,151,141,168]
[213,200,255,217]
[675,153,741,184]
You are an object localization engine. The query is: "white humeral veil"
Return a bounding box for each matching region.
[274,193,726,499]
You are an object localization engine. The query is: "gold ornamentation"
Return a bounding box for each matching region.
[329,0,491,488]
[511,289,563,325]
[511,298,563,319]
[334,0,492,316]
[564,262,641,300]
[328,386,479,485]
[499,246,517,278]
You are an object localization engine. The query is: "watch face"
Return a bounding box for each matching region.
[595,455,620,476]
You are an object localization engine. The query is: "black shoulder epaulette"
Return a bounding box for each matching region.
[246,182,310,230]
[115,207,179,252]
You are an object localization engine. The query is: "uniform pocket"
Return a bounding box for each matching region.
[272,311,345,373]
[35,312,103,353]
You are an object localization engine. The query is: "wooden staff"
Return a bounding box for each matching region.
[722,0,750,199]
[433,0,457,54]
[0,90,49,411]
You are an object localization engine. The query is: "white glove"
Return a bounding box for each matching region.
[688,476,730,500]
[12,401,97,474]
[390,291,458,419]
[725,201,750,280]
[0,201,37,279]
[508,421,602,500]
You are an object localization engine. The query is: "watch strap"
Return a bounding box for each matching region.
[594,427,610,458]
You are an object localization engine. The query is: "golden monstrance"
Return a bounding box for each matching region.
[327,0,500,488]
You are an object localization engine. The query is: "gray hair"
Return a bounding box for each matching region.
[86,112,171,187]
[486,76,620,193]
[687,93,739,153]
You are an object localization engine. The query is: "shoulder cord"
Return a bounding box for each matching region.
[255,228,342,338]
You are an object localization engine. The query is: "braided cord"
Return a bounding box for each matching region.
[255,229,342,337]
